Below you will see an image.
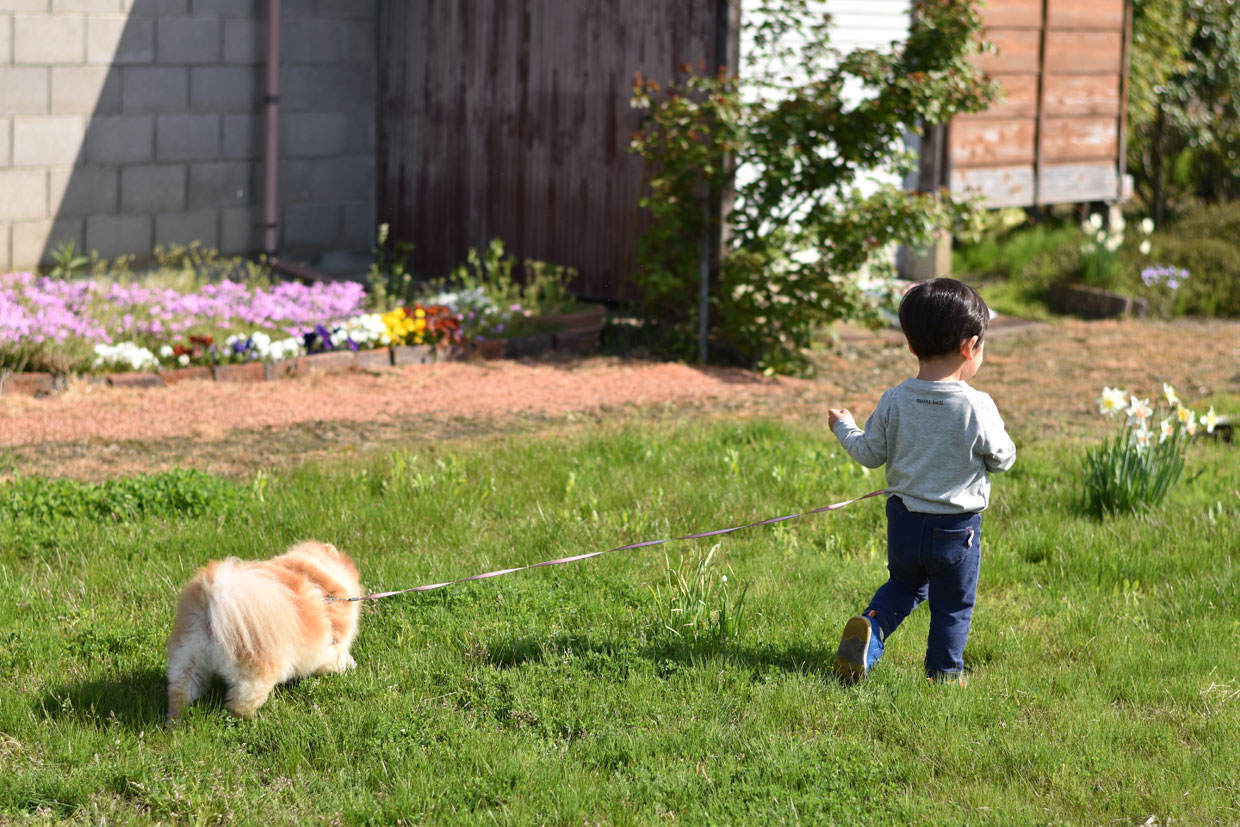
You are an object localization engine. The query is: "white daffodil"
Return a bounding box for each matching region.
[1139,240,1152,256]
[1105,233,1123,253]
[1176,405,1196,426]
[1159,417,1174,444]
[1142,218,1155,235]
[1089,213,1104,230]
[1131,427,1152,452]
[1162,382,1181,408]
[1098,386,1128,416]
[1125,396,1153,426]
[1205,406,1217,434]
[1187,419,1199,436]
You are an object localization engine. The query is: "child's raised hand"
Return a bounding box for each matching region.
[828,408,851,429]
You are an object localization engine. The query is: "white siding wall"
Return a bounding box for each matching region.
[739,0,913,191]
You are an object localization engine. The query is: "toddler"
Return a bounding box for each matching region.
[829,278,1016,684]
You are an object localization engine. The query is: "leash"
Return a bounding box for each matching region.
[330,487,890,603]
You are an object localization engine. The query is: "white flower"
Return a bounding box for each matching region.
[1088,213,1104,230]
[1125,397,1153,426]
[1186,419,1199,436]
[1105,234,1123,253]
[1139,240,1152,256]
[1130,427,1152,452]
[1204,406,1217,434]
[1142,218,1155,235]
[159,344,173,358]
[178,353,190,367]
[1163,383,1181,408]
[1159,418,1174,444]
[256,336,303,362]
[92,341,158,372]
[1176,406,1196,426]
[720,575,728,583]
[1098,386,1128,416]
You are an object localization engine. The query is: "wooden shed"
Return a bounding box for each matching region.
[945,0,1132,207]
[377,1,737,303]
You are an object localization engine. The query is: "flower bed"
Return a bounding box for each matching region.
[0,269,606,396]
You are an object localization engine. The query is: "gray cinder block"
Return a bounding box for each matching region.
[187,159,253,208]
[189,65,260,113]
[84,115,154,164]
[155,209,220,248]
[87,14,155,65]
[50,165,119,216]
[156,16,221,65]
[51,65,122,115]
[121,66,188,114]
[13,117,85,167]
[156,113,220,162]
[87,213,151,259]
[121,163,186,212]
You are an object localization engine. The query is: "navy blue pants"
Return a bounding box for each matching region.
[866,496,982,678]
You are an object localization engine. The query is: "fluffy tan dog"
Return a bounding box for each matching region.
[166,541,361,724]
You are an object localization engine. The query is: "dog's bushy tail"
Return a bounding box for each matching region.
[205,558,295,664]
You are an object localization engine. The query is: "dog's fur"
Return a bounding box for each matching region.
[166,541,361,724]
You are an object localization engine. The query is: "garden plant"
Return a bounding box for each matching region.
[628,0,999,372]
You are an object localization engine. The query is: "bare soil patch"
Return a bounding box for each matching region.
[3,318,1238,480]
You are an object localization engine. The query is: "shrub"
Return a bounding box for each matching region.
[629,0,998,373]
[1117,202,1240,317]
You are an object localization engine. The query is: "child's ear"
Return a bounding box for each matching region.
[960,335,980,358]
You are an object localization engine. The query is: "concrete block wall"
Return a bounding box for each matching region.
[0,0,376,272]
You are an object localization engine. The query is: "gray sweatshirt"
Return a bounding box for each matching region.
[831,378,1017,514]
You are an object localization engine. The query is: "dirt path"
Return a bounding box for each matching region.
[3,318,1238,480]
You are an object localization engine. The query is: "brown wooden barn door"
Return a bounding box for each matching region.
[376,1,724,302]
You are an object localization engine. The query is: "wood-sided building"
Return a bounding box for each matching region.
[946,0,1132,207]
[375,0,1132,301]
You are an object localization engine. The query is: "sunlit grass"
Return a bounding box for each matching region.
[1,418,1237,824]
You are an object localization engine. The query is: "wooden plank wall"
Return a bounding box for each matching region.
[949,0,1129,207]
[377,1,721,302]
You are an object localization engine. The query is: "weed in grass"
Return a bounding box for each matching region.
[647,543,751,650]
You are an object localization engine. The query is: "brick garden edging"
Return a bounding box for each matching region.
[0,322,604,398]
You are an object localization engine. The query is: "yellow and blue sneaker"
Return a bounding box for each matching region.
[833,614,883,684]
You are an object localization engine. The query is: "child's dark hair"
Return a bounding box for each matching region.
[898,278,990,360]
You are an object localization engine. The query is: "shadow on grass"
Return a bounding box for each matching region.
[37,667,174,731]
[482,632,840,681]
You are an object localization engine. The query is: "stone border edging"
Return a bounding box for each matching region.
[0,321,604,398]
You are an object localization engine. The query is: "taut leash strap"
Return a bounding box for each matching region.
[333,488,890,602]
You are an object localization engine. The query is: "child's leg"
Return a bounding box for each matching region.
[922,513,983,679]
[835,497,927,683]
[865,496,930,641]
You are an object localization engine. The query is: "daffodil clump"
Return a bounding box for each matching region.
[1083,383,1216,516]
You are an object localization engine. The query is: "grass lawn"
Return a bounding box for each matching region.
[1,418,1238,824]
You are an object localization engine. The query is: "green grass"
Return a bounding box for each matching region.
[2,420,1239,824]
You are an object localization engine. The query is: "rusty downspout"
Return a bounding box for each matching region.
[262,0,281,258]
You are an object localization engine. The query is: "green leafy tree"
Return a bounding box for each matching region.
[629,0,998,373]
[1128,0,1240,222]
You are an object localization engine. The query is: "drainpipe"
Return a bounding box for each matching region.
[262,0,281,258]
